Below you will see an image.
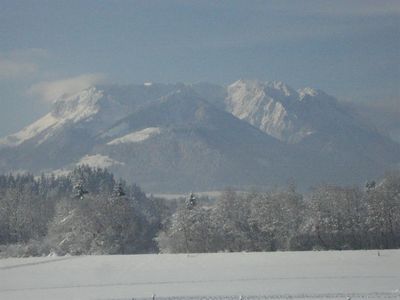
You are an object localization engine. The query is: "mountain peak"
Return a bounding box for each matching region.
[229,79,296,97]
[297,87,337,105]
[264,80,295,97]
[52,86,103,121]
[226,79,346,143]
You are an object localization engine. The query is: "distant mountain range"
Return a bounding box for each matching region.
[0,80,399,192]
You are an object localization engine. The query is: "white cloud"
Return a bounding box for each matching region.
[8,48,49,60]
[28,73,106,102]
[0,59,38,79]
[0,48,49,79]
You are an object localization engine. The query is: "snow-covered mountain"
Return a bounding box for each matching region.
[226,79,345,143]
[0,88,122,149]
[225,80,400,181]
[0,81,398,192]
[0,83,179,149]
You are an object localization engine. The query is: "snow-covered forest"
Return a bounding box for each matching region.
[0,166,399,257]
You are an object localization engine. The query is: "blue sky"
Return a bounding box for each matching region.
[0,0,399,137]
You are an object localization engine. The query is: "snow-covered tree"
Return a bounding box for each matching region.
[211,189,253,251]
[247,186,304,251]
[307,185,368,250]
[157,193,214,253]
[366,171,400,248]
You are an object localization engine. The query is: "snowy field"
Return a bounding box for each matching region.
[1,250,399,300]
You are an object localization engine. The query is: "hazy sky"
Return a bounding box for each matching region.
[0,0,399,137]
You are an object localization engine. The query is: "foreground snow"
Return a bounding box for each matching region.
[0,250,399,300]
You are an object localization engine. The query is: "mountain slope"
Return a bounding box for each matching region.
[0,81,398,192]
[94,88,298,191]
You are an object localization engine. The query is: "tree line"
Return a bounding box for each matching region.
[0,166,167,257]
[157,172,400,253]
[0,167,399,257]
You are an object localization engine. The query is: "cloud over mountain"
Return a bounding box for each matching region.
[0,58,38,79]
[28,73,106,103]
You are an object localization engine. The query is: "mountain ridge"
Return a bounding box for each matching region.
[0,80,398,192]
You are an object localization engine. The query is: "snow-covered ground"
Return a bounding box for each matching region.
[0,250,399,300]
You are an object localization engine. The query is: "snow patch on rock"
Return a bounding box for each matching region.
[48,168,71,178]
[298,87,318,99]
[107,127,161,145]
[0,113,59,148]
[77,154,124,168]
